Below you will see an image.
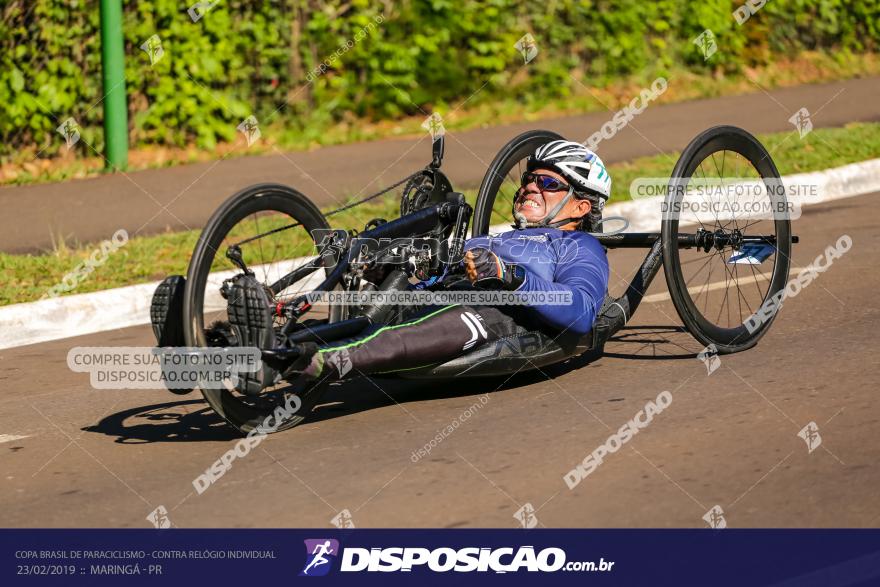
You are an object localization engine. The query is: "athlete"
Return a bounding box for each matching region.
[226,140,611,392]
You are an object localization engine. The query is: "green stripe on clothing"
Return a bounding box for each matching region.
[317,304,458,354]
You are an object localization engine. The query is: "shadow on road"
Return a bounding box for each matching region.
[601,325,699,361]
[82,399,239,444]
[80,378,534,443]
[83,325,692,441]
[305,374,542,425]
[82,370,579,442]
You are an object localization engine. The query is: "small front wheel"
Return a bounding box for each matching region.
[661,126,792,354]
[182,183,334,434]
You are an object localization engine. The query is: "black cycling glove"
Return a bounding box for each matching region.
[464,247,526,290]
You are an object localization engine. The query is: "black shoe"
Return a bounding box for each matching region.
[150,275,186,347]
[226,275,278,395]
[150,276,195,395]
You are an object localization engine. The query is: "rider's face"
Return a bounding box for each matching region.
[515,168,592,229]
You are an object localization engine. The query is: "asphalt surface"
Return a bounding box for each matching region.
[3,76,879,253]
[1,190,877,528]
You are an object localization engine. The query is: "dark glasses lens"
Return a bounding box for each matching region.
[521,172,569,192]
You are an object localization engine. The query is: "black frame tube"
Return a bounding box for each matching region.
[277,202,467,330]
[591,232,781,248]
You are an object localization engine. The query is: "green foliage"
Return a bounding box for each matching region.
[2,0,878,161]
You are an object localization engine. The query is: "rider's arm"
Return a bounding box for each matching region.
[515,236,608,335]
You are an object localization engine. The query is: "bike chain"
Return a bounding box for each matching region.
[233,169,427,247]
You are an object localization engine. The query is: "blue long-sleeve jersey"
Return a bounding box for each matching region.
[464,228,609,336]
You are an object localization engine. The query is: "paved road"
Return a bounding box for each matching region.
[1,190,877,528]
[3,76,879,253]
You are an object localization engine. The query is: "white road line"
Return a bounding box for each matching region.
[644,267,805,304]
[0,434,30,444]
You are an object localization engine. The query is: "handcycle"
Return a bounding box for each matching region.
[152,125,797,434]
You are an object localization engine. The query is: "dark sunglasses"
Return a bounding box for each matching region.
[520,172,571,192]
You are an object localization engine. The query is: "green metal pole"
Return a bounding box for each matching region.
[99,0,128,170]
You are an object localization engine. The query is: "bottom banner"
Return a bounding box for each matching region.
[3,529,880,585]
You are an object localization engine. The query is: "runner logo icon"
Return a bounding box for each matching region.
[300,539,340,577]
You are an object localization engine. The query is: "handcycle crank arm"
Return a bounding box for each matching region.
[446,195,472,264]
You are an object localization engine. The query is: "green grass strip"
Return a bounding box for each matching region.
[2,122,878,306]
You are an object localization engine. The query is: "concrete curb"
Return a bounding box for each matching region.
[2,158,878,350]
[606,158,880,233]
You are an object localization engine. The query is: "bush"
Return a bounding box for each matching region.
[1,0,878,161]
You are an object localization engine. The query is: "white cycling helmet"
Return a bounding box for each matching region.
[528,140,611,201]
[514,139,611,229]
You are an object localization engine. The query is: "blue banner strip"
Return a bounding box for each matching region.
[3,529,880,586]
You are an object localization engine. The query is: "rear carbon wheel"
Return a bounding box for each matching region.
[661,126,792,354]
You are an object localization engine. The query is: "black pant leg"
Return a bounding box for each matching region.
[316,304,523,378]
